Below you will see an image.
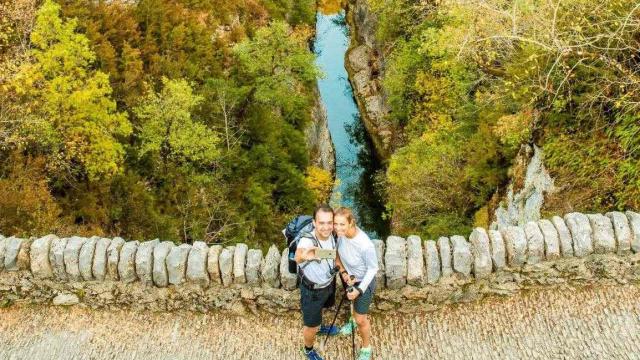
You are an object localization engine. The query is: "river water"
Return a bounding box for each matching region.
[314,10,389,239]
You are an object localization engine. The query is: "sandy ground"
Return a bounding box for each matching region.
[1,284,640,359]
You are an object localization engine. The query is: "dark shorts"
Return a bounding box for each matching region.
[300,281,336,327]
[353,279,376,315]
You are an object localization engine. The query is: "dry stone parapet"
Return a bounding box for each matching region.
[4,237,23,271]
[437,237,453,277]
[469,228,492,278]
[64,237,86,281]
[186,241,210,286]
[501,226,527,267]
[588,214,616,254]
[406,235,424,286]
[92,238,111,281]
[385,236,407,289]
[233,243,249,284]
[524,222,544,264]
[537,220,560,260]
[219,246,235,286]
[606,212,632,254]
[30,235,55,279]
[261,245,281,288]
[626,211,640,253]
[79,236,98,281]
[564,212,593,257]
[167,243,191,286]
[280,248,297,290]
[106,237,125,281]
[118,240,139,283]
[487,230,506,270]
[424,240,440,284]
[372,239,385,288]
[135,239,159,286]
[152,241,174,287]
[49,237,68,281]
[207,245,222,284]
[246,249,263,286]
[451,235,472,276]
[552,216,574,257]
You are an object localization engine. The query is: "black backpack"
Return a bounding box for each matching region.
[284,215,314,274]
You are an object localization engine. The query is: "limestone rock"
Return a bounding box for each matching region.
[385,236,407,289]
[469,228,492,278]
[423,240,440,284]
[106,237,125,281]
[280,248,297,290]
[64,237,86,281]
[261,245,281,288]
[233,243,248,284]
[606,212,632,254]
[136,239,159,285]
[552,216,574,257]
[167,243,191,285]
[0,236,6,271]
[4,237,23,271]
[537,219,560,260]
[79,236,98,281]
[30,234,56,279]
[16,237,32,270]
[587,214,616,254]
[406,235,424,286]
[437,237,453,277]
[53,293,79,306]
[152,241,174,287]
[487,230,506,270]
[92,238,111,281]
[49,237,68,281]
[118,240,139,283]
[246,249,263,286]
[372,239,386,288]
[219,246,235,287]
[626,211,640,253]
[186,241,210,286]
[564,213,593,257]
[500,226,527,267]
[451,235,472,276]
[206,244,223,284]
[524,222,544,264]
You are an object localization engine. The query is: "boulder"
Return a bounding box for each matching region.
[152,241,174,287]
[406,235,424,286]
[261,245,281,288]
[64,237,86,281]
[92,238,111,281]
[437,237,453,277]
[551,216,574,257]
[30,234,56,279]
[606,212,632,254]
[106,237,125,281]
[500,226,527,267]
[280,248,297,290]
[136,239,159,285]
[167,243,191,285]
[423,240,440,284]
[564,212,593,257]
[537,219,560,260]
[219,246,235,286]
[487,230,506,270]
[469,228,492,278]
[186,241,210,286]
[625,211,640,253]
[4,237,23,271]
[524,222,545,264]
[372,239,386,288]
[16,237,32,270]
[451,235,472,276]
[79,236,98,281]
[233,243,249,284]
[587,214,616,254]
[49,237,68,281]
[384,236,407,289]
[246,249,263,286]
[118,240,139,283]
[207,244,223,284]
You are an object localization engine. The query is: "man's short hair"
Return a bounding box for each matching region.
[313,204,333,220]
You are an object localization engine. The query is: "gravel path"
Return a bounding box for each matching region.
[1,284,640,359]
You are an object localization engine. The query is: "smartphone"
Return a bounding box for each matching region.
[315,248,336,260]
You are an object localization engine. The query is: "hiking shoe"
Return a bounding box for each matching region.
[339,317,356,336]
[357,347,372,360]
[302,347,324,360]
[318,324,339,336]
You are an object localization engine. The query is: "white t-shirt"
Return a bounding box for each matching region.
[298,232,336,286]
[337,228,378,292]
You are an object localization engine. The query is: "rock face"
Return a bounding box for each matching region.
[564,212,593,257]
[186,241,210,286]
[523,222,545,264]
[207,245,223,284]
[233,243,249,284]
[219,246,235,287]
[167,244,191,286]
[135,239,159,286]
[469,228,492,278]
[52,293,79,306]
[625,211,640,253]
[118,240,139,283]
[279,248,297,290]
[552,216,574,257]
[245,249,263,286]
[261,245,281,288]
[106,237,125,281]
[537,220,560,260]
[30,235,56,279]
[49,237,68,281]
[372,239,386,288]
[406,235,424,286]
[588,214,616,254]
[92,238,111,281]
[606,212,632,254]
[487,230,506,270]
[306,89,336,174]
[423,240,440,284]
[450,235,472,276]
[437,237,453,277]
[4,237,23,271]
[64,237,86,281]
[501,226,527,267]
[79,237,98,281]
[152,241,174,287]
[384,236,407,289]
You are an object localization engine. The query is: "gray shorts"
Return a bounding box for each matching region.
[353,279,376,315]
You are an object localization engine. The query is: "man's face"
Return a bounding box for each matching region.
[313,210,334,240]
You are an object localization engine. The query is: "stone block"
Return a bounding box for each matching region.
[53,293,79,306]
[524,222,545,264]
[261,245,281,288]
[167,243,191,285]
[187,241,210,286]
[136,239,159,285]
[423,240,440,284]
[118,240,139,283]
[384,236,407,289]
[64,237,86,281]
[246,249,263,286]
[606,212,632,254]
[587,214,616,254]
[487,230,506,270]
[106,237,125,281]
[92,238,111,281]
[564,212,594,257]
[626,211,640,253]
[79,236,98,281]
[280,248,297,290]
[537,219,560,260]
[207,244,223,284]
[500,226,527,267]
[469,228,492,278]
[49,237,68,281]
[31,234,56,279]
[437,237,453,277]
[406,235,424,286]
[372,239,386,288]
[16,237,32,270]
[233,243,248,284]
[219,246,235,287]
[552,216,574,257]
[451,235,472,276]
[4,237,23,271]
[152,241,174,287]
[0,236,6,271]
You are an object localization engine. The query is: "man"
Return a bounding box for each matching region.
[295,204,337,360]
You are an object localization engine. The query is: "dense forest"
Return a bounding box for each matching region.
[372,0,640,238]
[0,0,328,249]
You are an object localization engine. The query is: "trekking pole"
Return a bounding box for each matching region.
[322,292,347,349]
[348,291,356,360]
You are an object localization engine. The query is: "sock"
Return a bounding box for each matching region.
[361,346,371,352]
[304,345,313,352]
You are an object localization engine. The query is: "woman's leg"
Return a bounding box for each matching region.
[353,312,371,347]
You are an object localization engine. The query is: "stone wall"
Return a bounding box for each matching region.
[1,211,640,313]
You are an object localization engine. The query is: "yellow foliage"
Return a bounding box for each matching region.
[305,166,333,204]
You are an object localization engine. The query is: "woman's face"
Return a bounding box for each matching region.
[334,215,352,237]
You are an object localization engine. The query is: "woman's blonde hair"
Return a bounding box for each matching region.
[334,207,357,226]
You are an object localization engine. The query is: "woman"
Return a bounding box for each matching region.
[334,207,378,360]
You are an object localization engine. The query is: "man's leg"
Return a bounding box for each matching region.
[303,325,319,348]
[353,312,371,347]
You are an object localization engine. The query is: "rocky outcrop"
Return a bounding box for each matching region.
[305,87,336,174]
